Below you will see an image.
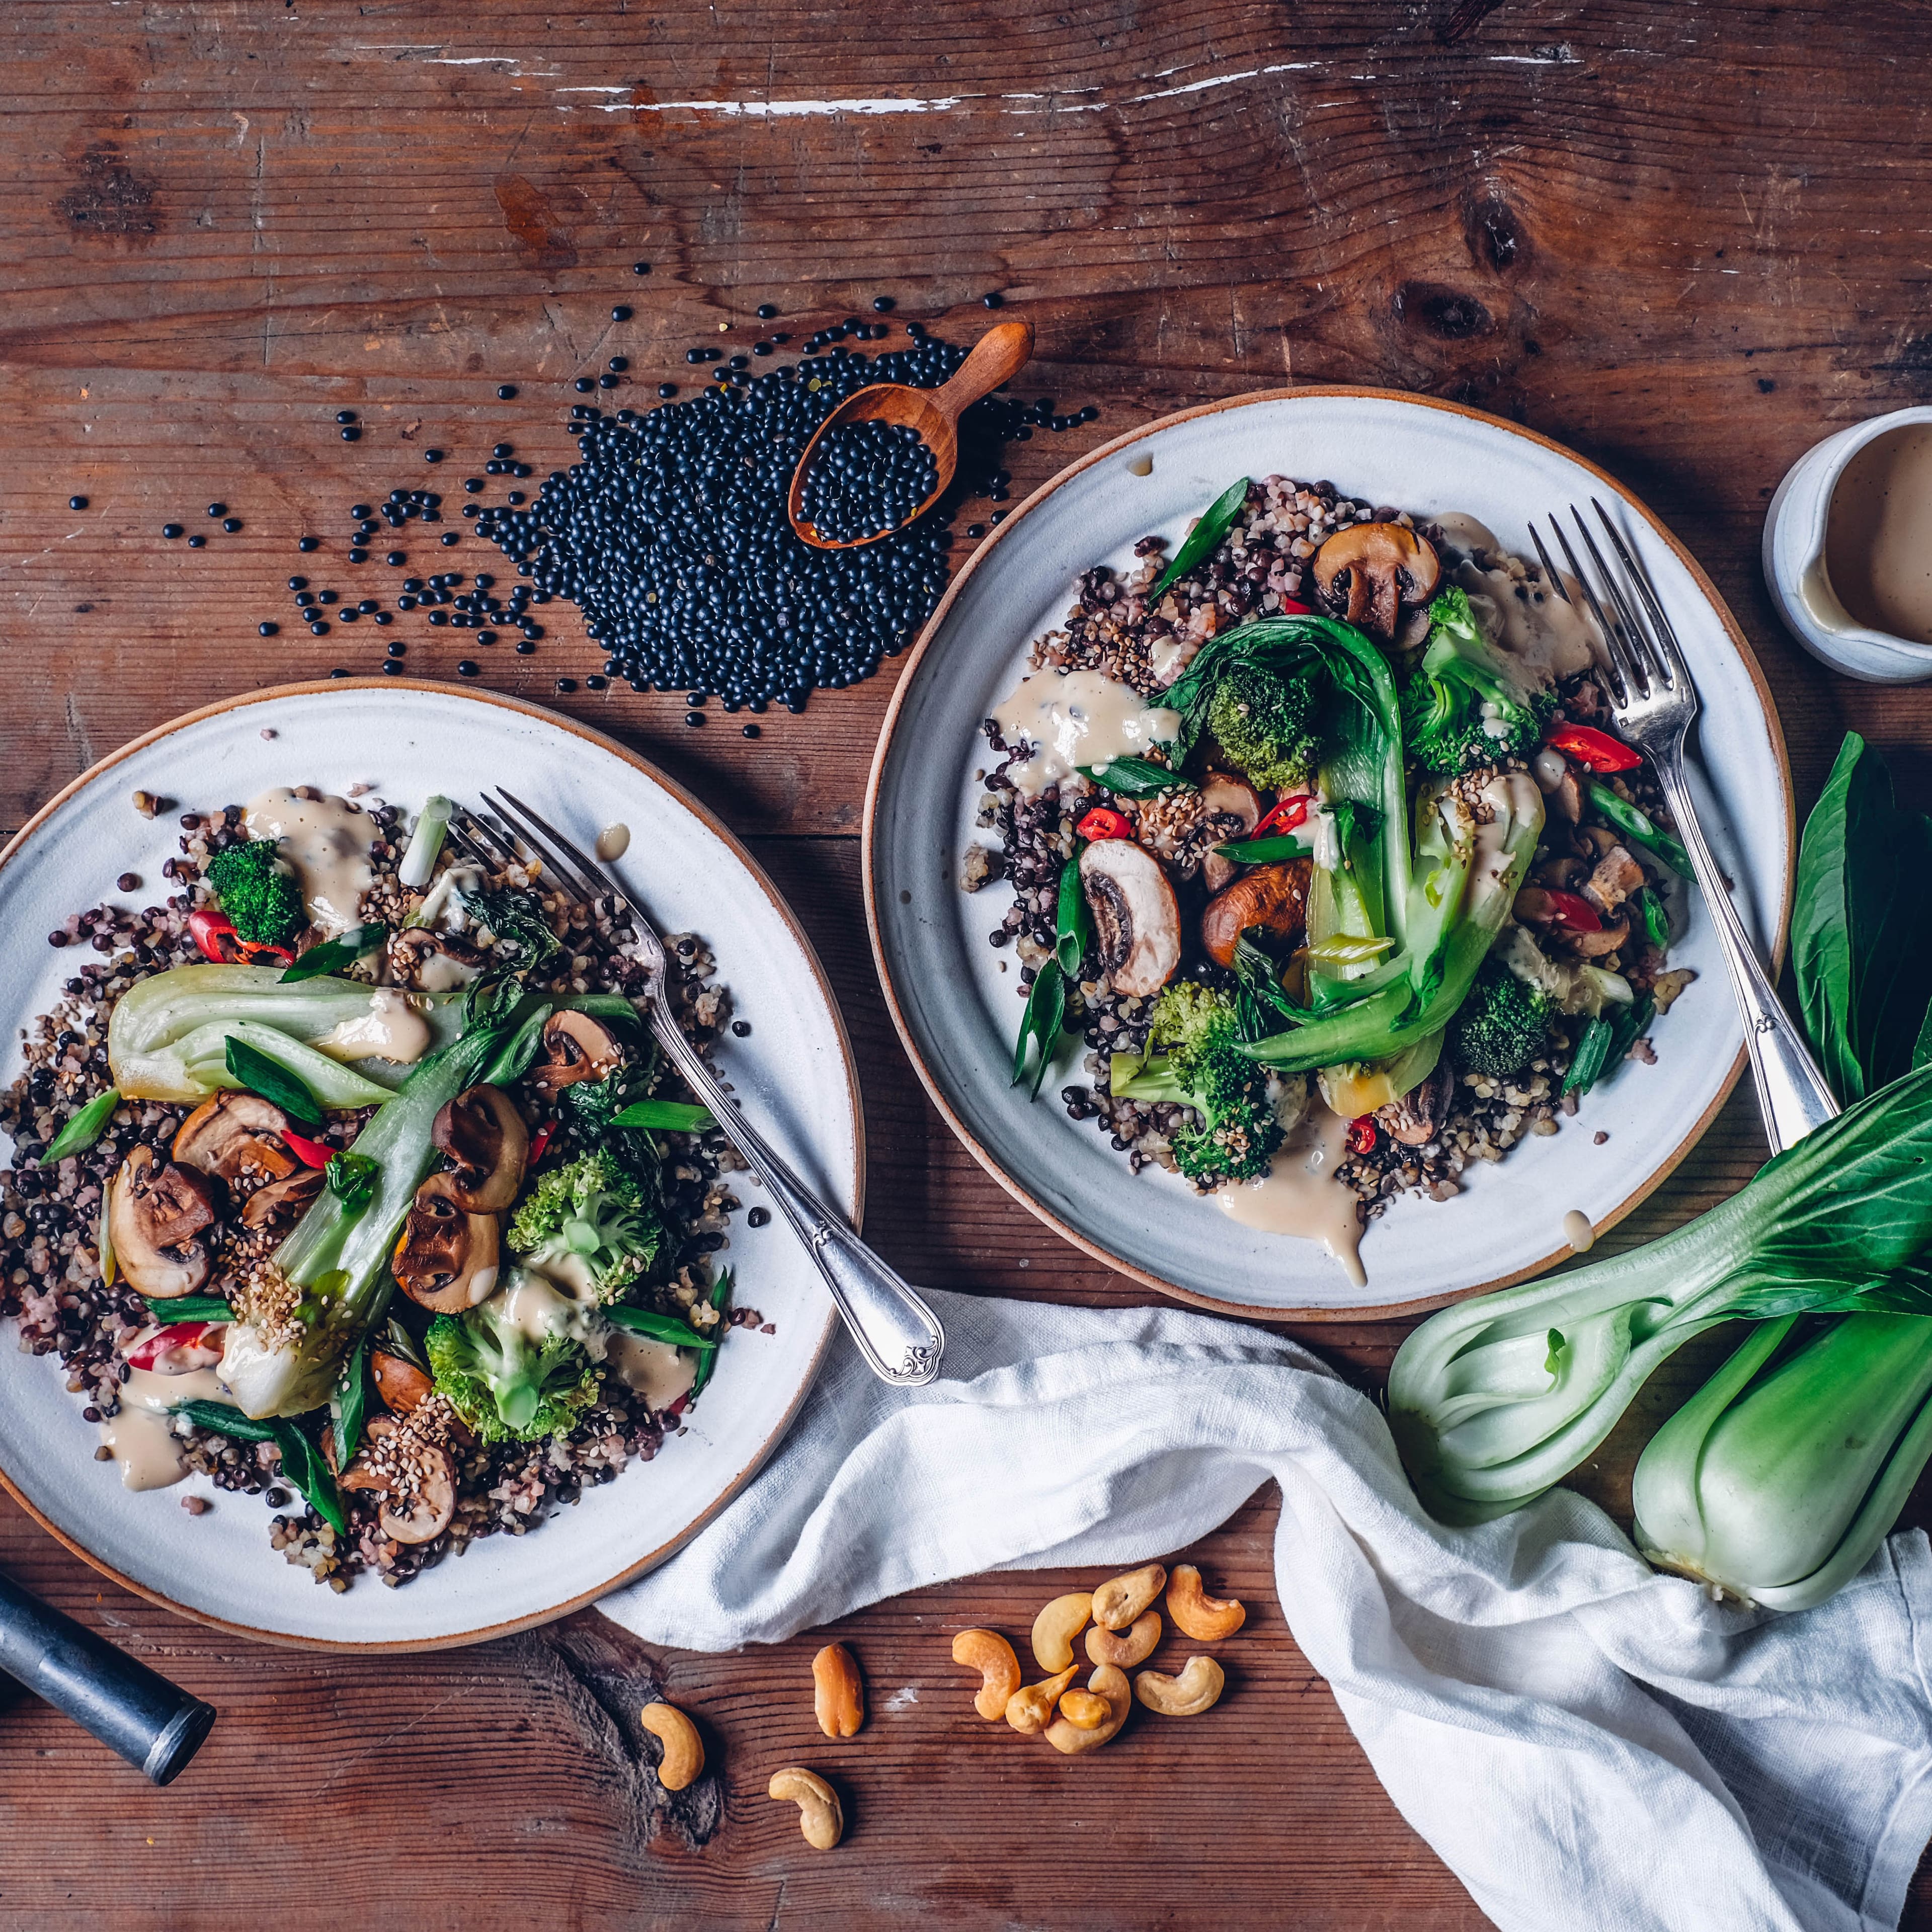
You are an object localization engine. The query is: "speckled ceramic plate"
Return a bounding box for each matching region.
[0,681,857,1649]
[866,387,1792,1322]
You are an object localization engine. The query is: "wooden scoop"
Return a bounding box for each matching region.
[786,318,1035,549]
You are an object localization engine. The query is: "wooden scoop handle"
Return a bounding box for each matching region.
[932,319,1035,423]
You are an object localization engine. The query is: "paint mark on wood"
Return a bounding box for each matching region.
[493,174,578,268]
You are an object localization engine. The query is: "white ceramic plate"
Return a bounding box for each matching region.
[866,388,1792,1321]
[0,681,856,1649]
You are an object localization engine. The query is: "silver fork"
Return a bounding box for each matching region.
[447,791,946,1386]
[1530,502,1838,1155]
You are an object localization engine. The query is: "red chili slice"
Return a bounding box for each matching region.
[280,1129,335,1169]
[124,1321,224,1371]
[1076,808,1135,842]
[1545,722,1642,774]
[527,1122,557,1168]
[188,908,244,964]
[1541,888,1604,933]
[1255,795,1311,838]
[1277,596,1317,616]
[236,938,296,967]
[1345,1116,1379,1156]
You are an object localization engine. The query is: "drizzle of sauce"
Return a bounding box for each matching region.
[1432,513,1603,682]
[1216,1105,1367,1286]
[98,1364,230,1491]
[596,822,632,862]
[603,1332,698,1413]
[1126,453,1154,478]
[1824,425,1932,647]
[1562,1208,1596,1254]
[499,1263,603,1347]
[245,786,378,937]
[314,987,432,1065]
[991,667,1181,797]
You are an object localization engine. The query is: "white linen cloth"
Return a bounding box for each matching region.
[600,1289,1932,1931]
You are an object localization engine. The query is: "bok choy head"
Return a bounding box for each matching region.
[1388,1061,1932,1522]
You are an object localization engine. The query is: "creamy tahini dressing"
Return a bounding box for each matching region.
[245,786,378,937]
[1824,425,1932,647]
[595,822,632,862]
[99,1364,230,1491]
[505,1260,701,1407]
[1562,1209,1596,1254]
[603,1332,698,1412]
[992,668,1180,797]
[1216,1105,1367,1286]
[314,987,432,1064]
[1433,513,1604,683]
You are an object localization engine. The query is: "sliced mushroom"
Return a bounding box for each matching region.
[240,1167,326,1230]
[1568,917,1630,960]
[338,1416,457,1546]
[108,1147,220,1298]
[1200,859,1314,969]
[1312,524,1442,643]
[1078,841,1183,998]
[1376,1060,1455,1148]
[1583,846,1646,917]
[1198,772,1263,896]
[529,1011,624,1096]
[430,1085,529,1213]
[172,1091,298,1183]
[392,1179,501,1313]
[371,1349,436,1416]
[388,927,489,992]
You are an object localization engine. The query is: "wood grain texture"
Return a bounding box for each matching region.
[4,0,1932,1922]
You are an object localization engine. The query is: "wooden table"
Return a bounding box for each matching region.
[5,2,1930,1922]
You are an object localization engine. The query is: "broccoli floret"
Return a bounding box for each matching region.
[1448,958,1555,1078]
[205,839,306,946]
[424,1283,602,1444]
[1204,658,1322,795]
[1400,587,1559,776]
[506,1148,665,1301]
[1114,981,1283,1183]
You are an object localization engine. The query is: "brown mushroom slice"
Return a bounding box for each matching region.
[392,1177,501,1313]
[108,1147,220,1298]
[430,1085,529,1213]
[240,1167,326,1230]
[1078,841,1183,999]
[1198,772,1263,896]
[1199,859,1314,969]
[172,1091,299,1183]
[371,1349,437,1416]
[1568,918,1630,960]
[338,1416,458,1546]
[529,1011,624,1097]
[1376,1060,1456,1149]
[1312,524,1442,643]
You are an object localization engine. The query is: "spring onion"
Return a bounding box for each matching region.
[40,1088,120,1162]
[397,795,454,890]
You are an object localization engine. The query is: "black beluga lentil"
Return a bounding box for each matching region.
[797,419,939,544]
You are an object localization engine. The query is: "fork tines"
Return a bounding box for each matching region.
[1530,500,1692,707]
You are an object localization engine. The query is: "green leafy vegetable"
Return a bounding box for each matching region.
[382,1316,428,1373]
[507,1149,666,1300]
[424,1275,602,1443]
[1010,960,1066,1101]
[1544,1330,1566,1377]
[603,1305,719,1349]
[224,1035,324,1126]
[206,840,305,947]
[1585,781,1692,878]
[482,1000,554,1087]
[457,884,563,973]
[173,1402,345,1533]
[325,1150,379,1208]
[1055,849,1093,978]
[175,1398,277,1442]
[1399,588,1558,775]
[688,1271,733,1402]
[142,1294,234,1324]
[1148,477,1250,599]
[1215,834,1314,865]
[609,1100,717,1133]
[1202,657,1323,794]
[1447,962,1553,1080]
[41,1089,120,1162]
[280,923,388,984]
[332,1333,368,1470]
[1074,757,1191,798]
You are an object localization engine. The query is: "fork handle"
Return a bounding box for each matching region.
[643,1009,946,1386]
[1650,760,1840,1155]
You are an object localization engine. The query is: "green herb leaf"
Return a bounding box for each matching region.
[482,1001,554,1087]
[267,1419,347,1535]
[326,1150,379,1209]
[1055,846,1094,978]
[1585,781,1693,878]
[223,1036,324,1126]
[1074,757,1192,798]
[382,1316,428,1373]
[1215,835,1312,865]
[604,1305,719,1349]
[688,1270,733,1402]
[1149,477,1250,600]
[142,1294,234,1324]
[610,1100,718,1133]
[41,1088,121,1163]
[1545,1329,1566,1377]
[1010,959,1067,1101]
[333,1334,368,1470]
[279,923,388,984]
[457,885,562,973]
[174,1399,277,1443]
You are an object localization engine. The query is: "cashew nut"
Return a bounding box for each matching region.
[1030,1591,1093,1671]
[1135,1654,1226,1717]
[1056,1688,1110,1729]
[1092,1561,1166,1631]
[1166,1563,1247,1642]
[1005,1664,1077,1736]
[1044,1664,1131,1754]
[638,1701,704,1792]
[1086,1608,1161,1668]
[812,1642,865,1739]
[768,1766,844,1849]
[952,1628,1021,1721]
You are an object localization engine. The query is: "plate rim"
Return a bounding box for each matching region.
[863,383,1793,1324]
[0,676,860,1651]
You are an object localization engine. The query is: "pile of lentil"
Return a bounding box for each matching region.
[0,794,763,1593]
[797,419,941,544]
[963,474,1696,1228]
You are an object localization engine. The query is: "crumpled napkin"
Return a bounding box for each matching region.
[601,1289,1932,1932]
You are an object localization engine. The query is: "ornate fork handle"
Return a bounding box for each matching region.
[641,1004,945,1386]
[1648,753,1839,1155]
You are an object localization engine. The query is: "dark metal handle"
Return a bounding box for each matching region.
[0,1572,215,1784]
